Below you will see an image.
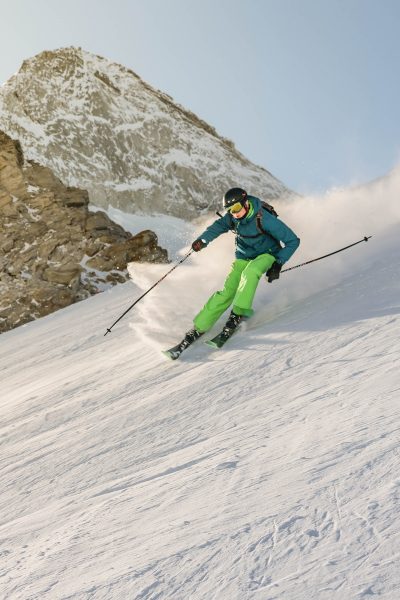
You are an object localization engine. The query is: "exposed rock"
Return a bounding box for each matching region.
[43,263,82,288]
[0,190,12,207]
[85,211,115,232]
[86,230,168,271]
[0,130,169,334]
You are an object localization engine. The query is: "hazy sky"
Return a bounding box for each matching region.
[1,0,399,194]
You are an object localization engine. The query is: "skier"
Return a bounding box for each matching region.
[164,188,300,358]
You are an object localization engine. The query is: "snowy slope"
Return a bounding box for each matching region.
[1,176,400,599]
[1,232,399,600]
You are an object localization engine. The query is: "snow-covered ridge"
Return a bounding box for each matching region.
[0,47,293,219]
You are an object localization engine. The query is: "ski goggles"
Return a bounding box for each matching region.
[226,201,244,214]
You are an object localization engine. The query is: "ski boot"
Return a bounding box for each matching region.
[206,311,243,349]
[163,328,203,360]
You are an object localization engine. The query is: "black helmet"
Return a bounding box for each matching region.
[223,187,248,210]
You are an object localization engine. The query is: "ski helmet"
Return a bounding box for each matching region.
[223,188,248,211]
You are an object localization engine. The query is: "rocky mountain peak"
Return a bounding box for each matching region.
[0,47,294,219]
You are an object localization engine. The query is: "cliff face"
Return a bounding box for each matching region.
[0,131,168,334]
[0,47,293,219]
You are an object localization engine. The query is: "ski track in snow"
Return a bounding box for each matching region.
[1,226,400,599]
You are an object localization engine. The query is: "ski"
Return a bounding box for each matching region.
[162,343,186,361]
[205,332,231,349]
[162,329,203,360]
[205,312,245,350]
[205,325,240,349]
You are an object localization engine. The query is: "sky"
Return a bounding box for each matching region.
[1,0,399,194]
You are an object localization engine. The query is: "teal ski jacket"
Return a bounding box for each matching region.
[198,196,300,263]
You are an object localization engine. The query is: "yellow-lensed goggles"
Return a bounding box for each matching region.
[226,201,244,214]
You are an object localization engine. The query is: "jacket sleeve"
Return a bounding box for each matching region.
[197,214,232,245]
[264,214,300,264]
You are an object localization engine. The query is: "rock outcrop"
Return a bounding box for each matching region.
[0,131,168,334]
[0,47,295,219]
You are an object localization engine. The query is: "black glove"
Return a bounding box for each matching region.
[192,239,206,252]
[266,261,282,282]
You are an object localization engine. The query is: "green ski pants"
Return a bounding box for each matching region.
[194,253,276,332]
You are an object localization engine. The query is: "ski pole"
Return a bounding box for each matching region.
[281,236,372,273]
[104,249,194,336]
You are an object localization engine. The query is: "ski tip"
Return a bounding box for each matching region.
[162,349,180,361]
[205,340,222,349]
